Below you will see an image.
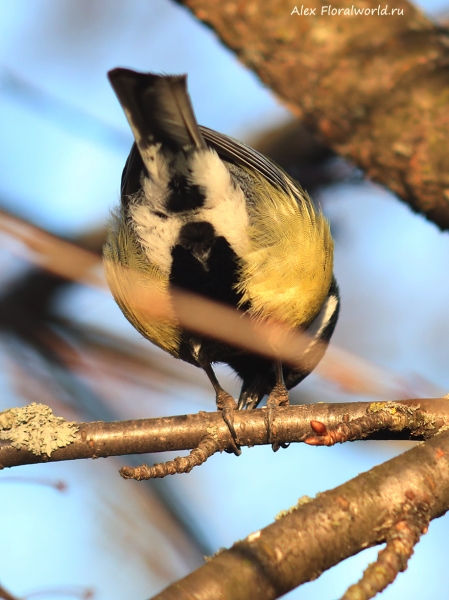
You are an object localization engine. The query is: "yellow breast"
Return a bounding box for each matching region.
[103,208,181,357]
[235,171,334,329]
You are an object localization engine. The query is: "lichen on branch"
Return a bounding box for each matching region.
[0,403,78,456]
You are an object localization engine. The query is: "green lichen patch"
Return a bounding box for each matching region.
[368,401,437,437]
[275,495,313,521]
[367,401,412,415]
[0,403,79,456]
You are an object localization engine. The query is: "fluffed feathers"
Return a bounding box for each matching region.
[104,68,339,410]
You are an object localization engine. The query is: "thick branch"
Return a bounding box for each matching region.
[0,399,448,469]
[150,428,449,600]
[176,0,449,229]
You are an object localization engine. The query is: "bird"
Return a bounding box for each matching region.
[104,68,340,453]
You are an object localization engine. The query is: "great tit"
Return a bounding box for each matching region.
[104,68,339,452]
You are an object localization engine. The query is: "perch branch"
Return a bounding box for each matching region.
[1,399,449,473]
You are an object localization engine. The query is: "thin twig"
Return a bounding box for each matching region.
[120,434,220,480]
[341,517,427,600]
[305,402,418,446]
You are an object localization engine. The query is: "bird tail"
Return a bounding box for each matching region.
[108,68,206,155]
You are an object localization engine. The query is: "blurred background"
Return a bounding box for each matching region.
[0,0,448,598]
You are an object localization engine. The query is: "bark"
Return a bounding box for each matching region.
[1,398,448,469]
[149,427,449,600]
[176,0,449,229]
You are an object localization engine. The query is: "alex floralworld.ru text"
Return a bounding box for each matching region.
[291,4,405,15]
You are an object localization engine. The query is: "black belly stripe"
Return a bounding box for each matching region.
[166,172,206,212]
[170,221,246,309]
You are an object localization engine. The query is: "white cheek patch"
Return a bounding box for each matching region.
[130,204,182,274]
[305,294,339,346]
[190,150,249,257]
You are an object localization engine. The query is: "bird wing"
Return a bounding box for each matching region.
[199,125,300,197]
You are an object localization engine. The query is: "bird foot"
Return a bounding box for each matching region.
[266,383,290,452]
[216,391,241,456]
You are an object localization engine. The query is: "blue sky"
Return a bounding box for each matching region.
[0,1,448,599]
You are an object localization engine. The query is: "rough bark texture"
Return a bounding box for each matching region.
[150,428,449,600]
[176,0,449,229]
[1,398,448,469]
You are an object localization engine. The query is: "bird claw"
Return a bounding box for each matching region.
[266,383,290,452]
[216,391,241,456]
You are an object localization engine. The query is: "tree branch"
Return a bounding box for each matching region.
[176,0,449,230]
[149,427,449,600]
[1,399,448,471]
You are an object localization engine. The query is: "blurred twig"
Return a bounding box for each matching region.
[0,66,130,151]
[0,208,212,562]
[0,584,20,600]
[0,208,441,400]
[0,476,66,491]
[0,208,103,288]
